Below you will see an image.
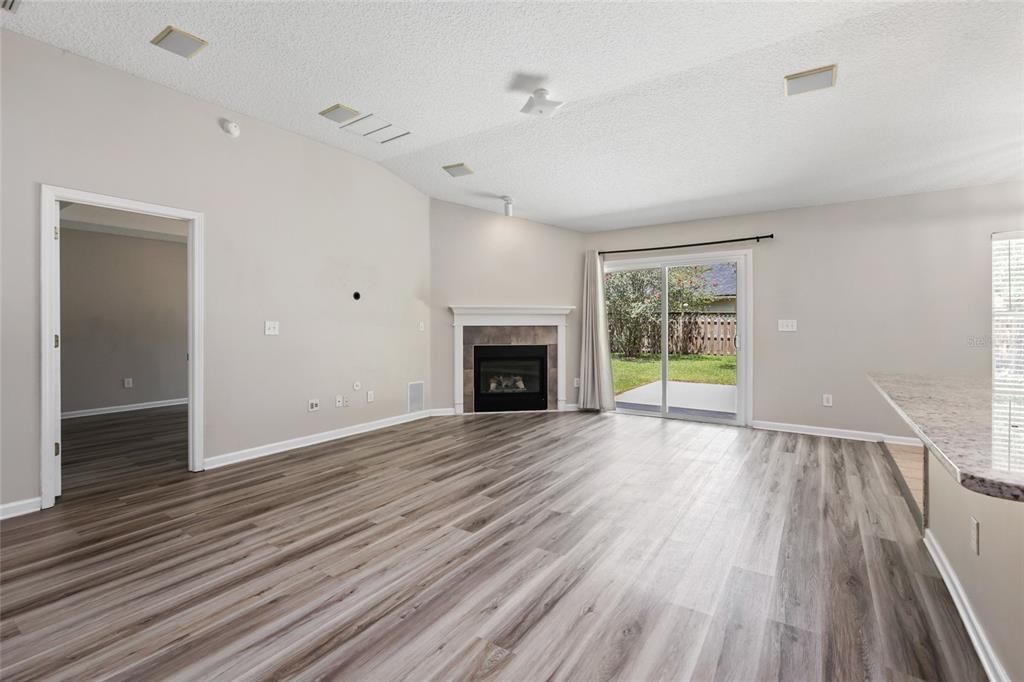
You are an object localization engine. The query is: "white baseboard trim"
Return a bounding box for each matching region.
[205,410,437,470]
[750,420,921,447]
[923,530,1009,682]
[561,403,580,411]
[63,398,189,419]
[882,434,925,447]
[429,408,457,417]
[1,497,42,520]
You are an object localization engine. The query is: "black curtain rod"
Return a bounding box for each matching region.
[598,233,774,256]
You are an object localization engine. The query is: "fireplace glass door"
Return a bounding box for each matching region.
[474,345,548,412]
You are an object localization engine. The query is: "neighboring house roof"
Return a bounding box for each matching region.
[703,262,737,297]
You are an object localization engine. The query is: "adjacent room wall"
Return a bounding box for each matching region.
[586,181,1023,436]
[429,200,585,410]
[1,31,431,504]
[60,228,188,413]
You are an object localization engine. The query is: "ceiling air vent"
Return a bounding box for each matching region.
[2,0,21,11]
[151,26,208,59]
[340,114,410,144]
[785,65,837,96]
[319,103,361,125]
[442,163,474,178]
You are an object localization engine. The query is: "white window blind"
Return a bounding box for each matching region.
[992,232,1024,392]
[990,394,1024,472]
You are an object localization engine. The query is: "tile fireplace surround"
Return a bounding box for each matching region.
[449,306,575,414]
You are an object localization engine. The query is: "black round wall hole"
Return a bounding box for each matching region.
[352,291,361,301]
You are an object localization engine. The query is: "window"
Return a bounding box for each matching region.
[992,232,1024,392]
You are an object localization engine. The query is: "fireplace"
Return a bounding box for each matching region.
[473,345,548,412]
[451,306,574,414]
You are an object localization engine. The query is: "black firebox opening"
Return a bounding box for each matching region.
[473,345,548,412]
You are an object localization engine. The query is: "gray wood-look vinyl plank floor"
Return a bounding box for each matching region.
[0,406,983,681]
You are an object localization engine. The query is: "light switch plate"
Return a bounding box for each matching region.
[123,377,133,389]
[308,398,320,412]
[264,320,280,336]
[822,393,833,407]
[367,390,375,403]
[335,395,344,408]
[970,516,980,555]
[778,319,798,332]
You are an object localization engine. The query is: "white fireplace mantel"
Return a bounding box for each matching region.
[450,305,575,414]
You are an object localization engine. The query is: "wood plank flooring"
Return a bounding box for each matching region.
[888,443,926,520]
[0,407,983,681]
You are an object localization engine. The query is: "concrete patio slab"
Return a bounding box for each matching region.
[616,380,737,414]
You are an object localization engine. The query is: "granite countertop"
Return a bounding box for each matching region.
[870,373,1024,502]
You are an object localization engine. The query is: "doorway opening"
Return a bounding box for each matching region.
[40,186,205,509]
[603,250,752,425]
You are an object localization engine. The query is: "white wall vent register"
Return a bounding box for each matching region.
[408,381,425,413]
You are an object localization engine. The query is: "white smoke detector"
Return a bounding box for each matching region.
[520,88,564,117]
[220,119,241,138]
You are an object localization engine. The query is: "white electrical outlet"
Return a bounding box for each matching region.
[335,395,344,408]
[573,377,580,388]
[822,393,833,407]
[418,321,426,332]
[308,399,320,412]
[353,381,362,391]
[970,516,980,555]
[264,320,280,336]
[367,390,375,403]
[778,319,798,332]
[123,377,133,389]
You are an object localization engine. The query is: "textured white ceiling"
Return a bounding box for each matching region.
[5,2,1023,231]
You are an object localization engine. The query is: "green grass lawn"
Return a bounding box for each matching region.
[611,354,737,395]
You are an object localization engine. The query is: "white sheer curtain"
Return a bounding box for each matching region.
[578,250,615,411]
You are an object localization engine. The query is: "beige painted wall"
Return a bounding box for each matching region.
[927,452,1024,680]
[60,229,187,412]
[429,183,1022,437]
[587,181,1024,436]
[1,31,430,504]
[429,200,585,409]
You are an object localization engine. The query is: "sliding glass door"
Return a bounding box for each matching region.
[605,252,748,424]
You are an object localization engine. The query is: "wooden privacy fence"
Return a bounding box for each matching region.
[672,312,736,355]
[608,312,736,356]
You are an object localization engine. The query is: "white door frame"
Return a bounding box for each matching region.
[603,248,753,426]
[39,184,205,509]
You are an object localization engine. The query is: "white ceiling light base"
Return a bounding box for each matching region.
[502,196,513,216]
[520,88,564,117]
